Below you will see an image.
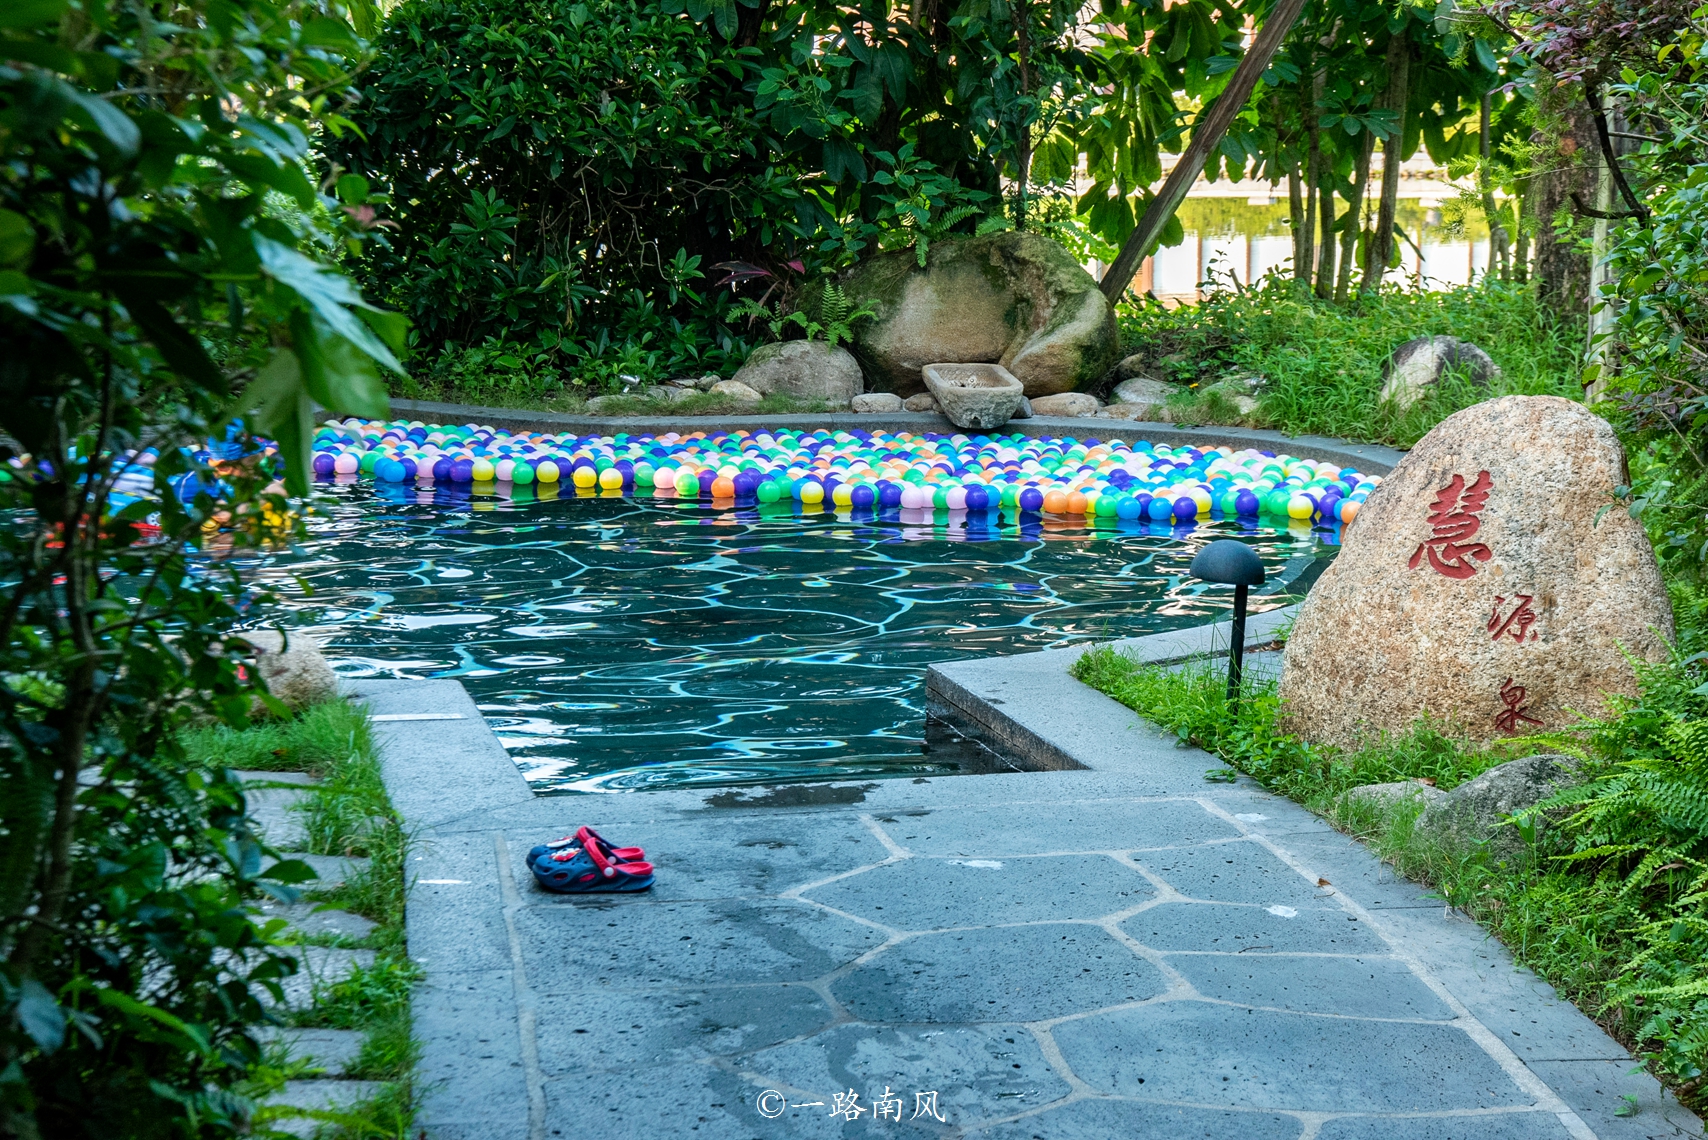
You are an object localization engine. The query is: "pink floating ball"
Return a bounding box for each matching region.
[945,486,968,510]
[495,459,515,482]
[333,452,359,474]
[900,485,925,509]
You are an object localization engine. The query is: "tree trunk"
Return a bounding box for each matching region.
[1530,86,1596,322]
[1363,33,1411,294]
[1315,173,1336,299]
[1288,161,1307,294]
[1013,0,1034,230]
[1479,91,1508,279]
[1303,64,1322,294]
[1511,180,1530,283]
[1335,131,1373,301]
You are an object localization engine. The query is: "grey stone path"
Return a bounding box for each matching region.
[353,650,1703,1140]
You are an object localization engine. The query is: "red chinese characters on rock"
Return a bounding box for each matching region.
[1409,470,1494,579]
[1495,677,1543,734]
[1488,594,1540,643]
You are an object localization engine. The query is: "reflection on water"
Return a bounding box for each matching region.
[243,481,1338,793]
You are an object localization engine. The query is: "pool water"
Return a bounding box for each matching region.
[249,481,1337,792]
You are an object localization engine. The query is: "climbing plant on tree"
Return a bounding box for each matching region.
[0,0,398,1133]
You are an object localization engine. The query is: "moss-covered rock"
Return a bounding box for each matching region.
[830,232,1119,397]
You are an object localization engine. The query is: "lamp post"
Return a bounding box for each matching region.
[1188,539,1267,715]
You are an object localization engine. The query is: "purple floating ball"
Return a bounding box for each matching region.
[731,472,756,497]
[312,452,335,477]
[697,470,717,496]
[398,458,418,480]
[878,481,904,507]
[1172,495,1197,522]
[1018,486,1045,512]
[450,458,475,483]
[964,485,990,510]
[851,484,876,507]
[433,458,454,481]
[1234,489,1260,515]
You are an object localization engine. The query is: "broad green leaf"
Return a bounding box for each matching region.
[15,979,65,1053]
[0,0,68,28]
[0,210,34,268]
[254,235,403,374]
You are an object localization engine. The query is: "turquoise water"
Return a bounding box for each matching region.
[249,480,1337,792]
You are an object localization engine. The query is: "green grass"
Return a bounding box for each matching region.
[1111,277,1584,446]
[394,376,838,418]
[191,701,419,1138]
[1071,641,1708,1110]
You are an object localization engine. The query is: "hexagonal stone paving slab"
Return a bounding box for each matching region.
[1055,1002,1533,1113]
[833,925,1166,1023]
[882,799,1242,857]
[747,1024,1070,1128]
[516,900,884,991]
[1316,1112,1579,1140]
[803,854,1154,929]
[1123,900,1389,954]
[1166,953,1455,1019]
[1135,841,1333,907]
[964,1097,1305,1139]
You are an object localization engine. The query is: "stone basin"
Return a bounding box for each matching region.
[922,363,1025,430]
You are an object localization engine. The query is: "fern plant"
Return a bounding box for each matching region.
[729,285,878,349]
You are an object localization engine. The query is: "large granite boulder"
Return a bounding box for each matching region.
[1380,335,1501,410]
[731,340,862,405]
[1413,755,1582,858]
[832,232,1118,398]
[1278,396,1673,747]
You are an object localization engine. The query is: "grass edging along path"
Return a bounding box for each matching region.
[1072,642,1708,1117]
[184,700,420,1139]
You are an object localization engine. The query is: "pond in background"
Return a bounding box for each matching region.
[244,481,1338,793]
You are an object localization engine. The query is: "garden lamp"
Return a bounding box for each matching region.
[1188,539,1267,715]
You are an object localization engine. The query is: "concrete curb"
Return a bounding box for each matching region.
[380,397,1407,476]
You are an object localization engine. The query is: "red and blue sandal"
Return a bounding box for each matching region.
[530,838,654,894]
[526,827,643,871]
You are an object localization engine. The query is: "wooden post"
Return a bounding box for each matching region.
[1098,0,1311,303]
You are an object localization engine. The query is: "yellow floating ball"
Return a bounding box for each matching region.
[1286,494,1315,520]
[598,467,623,490]
[535,461,560,483]
[470,458,495,482]
[572,466,598,488]
[831,484,854,507]
[800,482,824,504]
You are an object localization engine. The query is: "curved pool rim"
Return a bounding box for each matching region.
[381,397,1408,478]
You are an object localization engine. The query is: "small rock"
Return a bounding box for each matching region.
[731,341,862,405]
[852,392,904,413]
[1111,353,1151,381]
[709,379,762,403]
[238,631,339,710]
[1414,755,1582,857]
[1380,335,1502,410]
[261,1079,385,1137]
[1095,403,1154,421]
[1029,392,1101,417]
[1110,376,1177,406]
[903,393,941,413]
[1011,396,1033,419]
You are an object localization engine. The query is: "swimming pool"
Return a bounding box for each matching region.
[249,479,1337,792]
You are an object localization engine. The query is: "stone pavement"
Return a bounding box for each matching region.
[352,648,1703,1140]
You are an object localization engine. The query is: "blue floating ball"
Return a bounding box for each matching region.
[398,458,418,480]
[1172,496,1197,522]
[433,458,454,481]
[376,458,405,482]
[1234,489,1260,515]
[1115,495,1143,521]
[1018,486,1045,512]
[851,484,876,507]
[964,485,990,510]
[731,472,755,497]
[878,481,904,507]
[1147,496,1174,521]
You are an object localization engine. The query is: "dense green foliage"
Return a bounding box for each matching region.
[1113,277,1582,444]
[0,0,402,1132]
[1073,584,1708,1103]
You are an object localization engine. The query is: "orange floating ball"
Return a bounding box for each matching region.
[711,476,736,498]
[1065,491,1088,515]
[1043,490,1069,514]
